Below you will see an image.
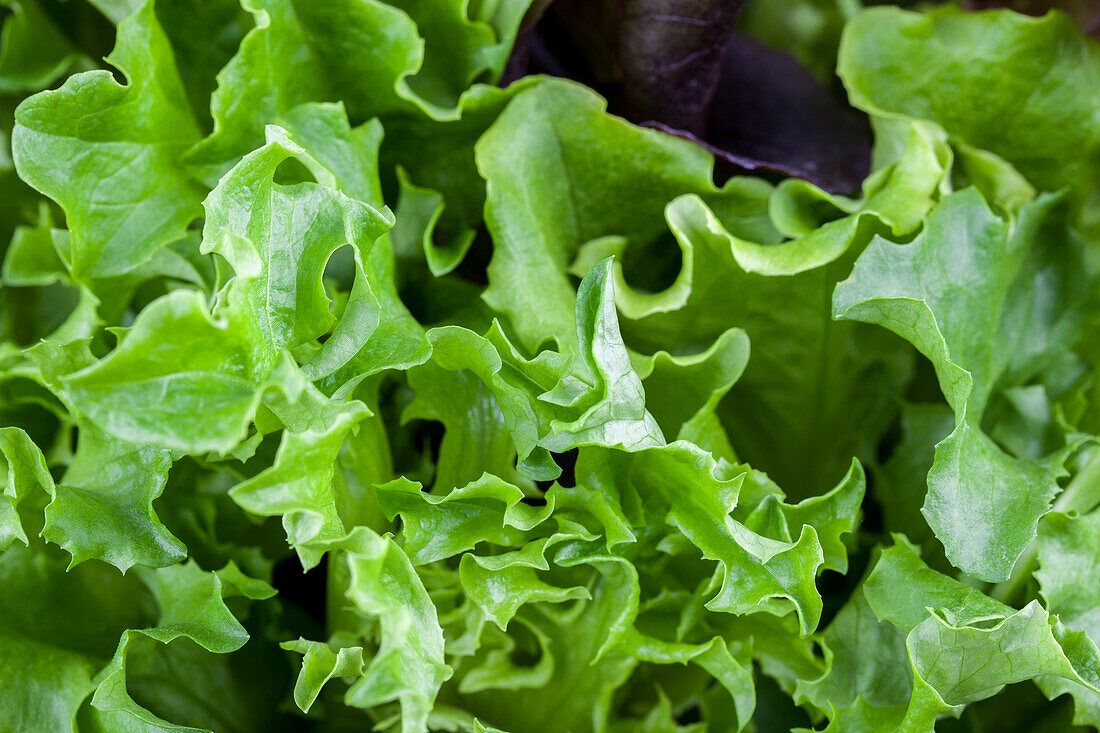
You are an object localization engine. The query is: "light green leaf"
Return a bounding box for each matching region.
[280,638,365,713]
[0,425,53,550]
[45,423,186,572]
[187,0,533,183]
[276,104,431,393]
[292,528,452,733]
[1036,510,1100,727]
[746,459,865,574]
[862,541,1010,633]
[577,443,825,634]
[200,122,392,356]
[801,540,1100,731]
[230,384,369,569]
[835,189,1097,580]
[422,259,665,481]
[475,78,740,352]
[184,0,401,183]
[62,289,272,453]
[376,474,553,565]
[540,258,664,453]
[459,554,590,631]
[12,1,204,277]
[839,5,1100,230]
[898,602,1100,729]
[132,561,251,653]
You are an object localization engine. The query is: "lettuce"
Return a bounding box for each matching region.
[3,1,1100,731]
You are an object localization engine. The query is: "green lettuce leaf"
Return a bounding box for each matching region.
[12,1,204,278]
[286,527,451,732]
[799,539,1100,731]
[839,5,1100,230]
[1036,509,1100,726]
[0,0,83,93]
[61,289,274,453]
[835,189,1098,581]
[187,0,533,183]
[475,78,742,353]
[200,122,392,357]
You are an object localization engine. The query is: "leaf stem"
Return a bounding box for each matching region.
[990,445,1100,605]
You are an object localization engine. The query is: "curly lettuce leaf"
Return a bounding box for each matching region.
[1036,508,1100,726]
[475,78,740,352]
[799,539,1100,731]
[12,1,204,278]
[60,290,272,453]
[200,122,392,357]
[835,189,1098,580]
[286,527,451,732]
[187,0,534,183]
[839,5,1100,230]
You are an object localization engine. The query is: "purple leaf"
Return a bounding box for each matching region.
[504,0,872,193]
[617,0,748,134]
[700,34,871,193]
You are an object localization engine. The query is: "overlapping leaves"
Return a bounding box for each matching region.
[4,1,1100,732]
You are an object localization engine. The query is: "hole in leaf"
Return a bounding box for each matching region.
[272,157,316,186]
[323,244,357,291]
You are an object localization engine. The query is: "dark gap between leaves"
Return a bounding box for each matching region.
[534,448,579,492]
[675,702,703,725]
[451,224,494,287]
[272,554,328,628]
